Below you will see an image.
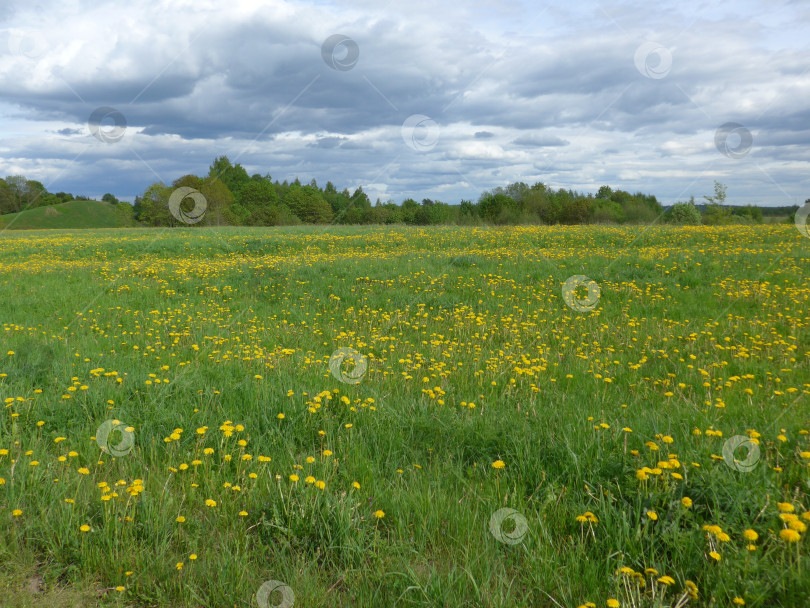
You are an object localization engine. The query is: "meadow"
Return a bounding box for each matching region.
[0,224,808,608]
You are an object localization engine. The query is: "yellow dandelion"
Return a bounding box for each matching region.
[788,520,807,533]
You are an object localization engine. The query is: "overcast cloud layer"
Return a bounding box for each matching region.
[0,0,808,206]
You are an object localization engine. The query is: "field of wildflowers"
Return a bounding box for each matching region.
[0,224,808,607]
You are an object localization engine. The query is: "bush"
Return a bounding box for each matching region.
[665,202,702,225]
[559,198,593,224]
[622,200,660,224]
[478,193,519,224]
[224,202,250,226]
[702,203,732,226]
[593,199,624,224]
[283,186,333,223]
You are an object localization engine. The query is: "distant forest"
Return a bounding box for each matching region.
[1,157,803,227]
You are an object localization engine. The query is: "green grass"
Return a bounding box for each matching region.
[0,224,808,608]
[1,200,135,230]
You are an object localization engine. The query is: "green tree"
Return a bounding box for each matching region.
[102,193,120,205]
[236,179,280,225]
[458,199,477,224]
[208,156,250,195]
[172,174,233,226]
[25,180,51,208]
[559,197,594,224]
[137,182,173,226]
[622,199,660,224]
[664,200,702,225]
[4,175,29,212]
[113,202,136,225]
[702,181,732,225]
[478,193,519,224]
[524,184,560,224]
[283,185,333,223]
[596,185,613,199]
[593,198,624,223]
[703,181,727,205]
[234,179,278,208]
[400,198,419,225]
[0,178,15,214]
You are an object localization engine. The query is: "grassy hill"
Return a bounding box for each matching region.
[1,199,135,230]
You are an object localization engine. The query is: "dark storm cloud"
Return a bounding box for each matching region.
[0,0,808,206]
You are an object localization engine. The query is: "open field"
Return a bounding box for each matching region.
[0,224,808,608]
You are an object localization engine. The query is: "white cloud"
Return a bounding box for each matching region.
[0,0,807,206]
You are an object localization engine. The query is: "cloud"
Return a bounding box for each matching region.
[308,136,349,149]
[0,0,807,206]
[511,134,569,148]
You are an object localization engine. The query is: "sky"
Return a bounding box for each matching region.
[0,0,808,206]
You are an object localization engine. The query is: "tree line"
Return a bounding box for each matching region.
[3,159,802,227]
[0,175,111,214]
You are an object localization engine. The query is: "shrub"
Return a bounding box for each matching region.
[593,199,624,224]
[622,200,660,224]
[559,198,593,224]
[665,201,702,225]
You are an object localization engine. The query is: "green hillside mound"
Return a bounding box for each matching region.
[1,200,136,230]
